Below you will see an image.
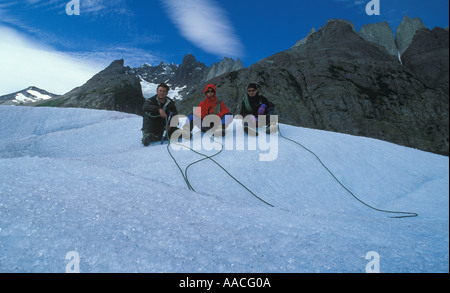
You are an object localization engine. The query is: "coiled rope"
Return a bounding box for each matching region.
[162,116,417,218]
[166,130,274,207]
[277,126,418,218]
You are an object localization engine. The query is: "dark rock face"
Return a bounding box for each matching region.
[358,21,397,56]
[176,54,208,87]
[178,19,449,155]
[402,27,449,95]
[58,60,145,115]
[35,54,243,116]
[396,15,427,56]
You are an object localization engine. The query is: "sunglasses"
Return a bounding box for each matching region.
[206,90,215,94]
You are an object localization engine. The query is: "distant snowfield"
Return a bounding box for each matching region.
[3,89,54,106]
[0,106,448,273]
[141,80,186,100]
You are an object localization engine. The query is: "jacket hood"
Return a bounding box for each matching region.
[204,84,217,101]
[204,84,217,93]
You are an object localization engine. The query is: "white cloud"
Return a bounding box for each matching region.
[75,0,131,16]
[161,0,244,58]
[68,46,161,68]
[0,25,104,95]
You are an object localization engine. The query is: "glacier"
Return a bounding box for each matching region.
[0,105,448,273]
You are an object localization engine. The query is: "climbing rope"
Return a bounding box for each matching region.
[160,116,417,218]
[164,123,274,207]
[277,125,418,218]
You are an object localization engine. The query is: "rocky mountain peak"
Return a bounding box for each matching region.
[176,54,208,86]
[358,21,398,56]
[204,57,244,82]
[127,54,244,100]
[292,27,316,48]
[396,15,427,55]
[180,18,448,156]
[0,86,57,105]
[402,27,449,94]
[56,59,145,115]
[326,19,356,32]
[299,19,359,46]
[180,53,200,67]
[103,59,126,74]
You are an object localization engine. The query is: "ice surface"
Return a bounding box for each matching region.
[0,105,448,272]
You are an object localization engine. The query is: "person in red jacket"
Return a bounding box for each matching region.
[183,84,232,137]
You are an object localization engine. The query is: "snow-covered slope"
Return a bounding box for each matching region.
[0,106,448,273]
[0,86,56,105]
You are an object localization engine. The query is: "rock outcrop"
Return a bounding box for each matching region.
[402,27,449,95]
[358,21,398,56]
[396,15,427,55]
[204,57,244,82]
[292,28,317,48]
[57,60,145,115]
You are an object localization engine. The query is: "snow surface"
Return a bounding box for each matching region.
[0,105,448,273]
[12,90,53,105]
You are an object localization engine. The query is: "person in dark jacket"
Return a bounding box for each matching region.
[239,83,278,135]
[182,84,233,137]
[141,83,180,146]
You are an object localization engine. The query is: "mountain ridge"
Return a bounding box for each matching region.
[0,86,58,105]
[178,18,448,156]
[3,17,448,155]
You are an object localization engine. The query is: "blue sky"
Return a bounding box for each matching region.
[0,0,448,95]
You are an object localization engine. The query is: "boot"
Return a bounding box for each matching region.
[142,132,159,146]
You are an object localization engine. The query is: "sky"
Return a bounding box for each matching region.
[0,0,448,95]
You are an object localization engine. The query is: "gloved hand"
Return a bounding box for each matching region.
[257,104,267,116]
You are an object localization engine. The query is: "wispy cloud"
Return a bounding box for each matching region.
[0,2,22,27]
[77,0,133,17]
[68,46,162,68]
[333,0,366,6]
[1,0,133,19]
[161,0,244,59]
[0,25,103,95]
